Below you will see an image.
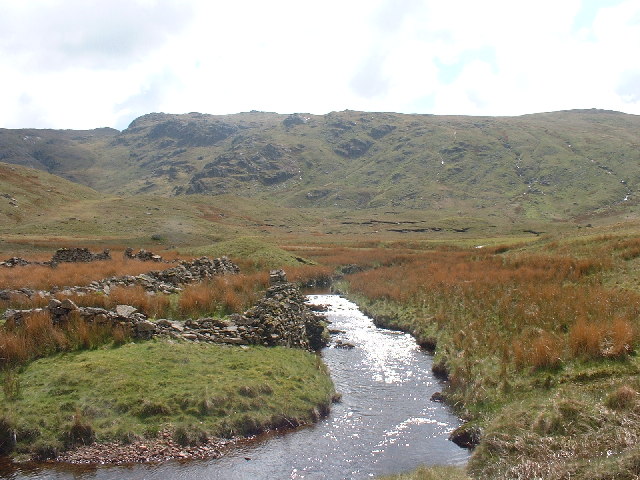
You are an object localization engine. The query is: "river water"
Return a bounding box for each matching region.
[1,295,468,479]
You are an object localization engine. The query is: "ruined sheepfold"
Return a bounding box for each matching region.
[2,270,328,352]
[0,247,111,268]
[0,256,241,300]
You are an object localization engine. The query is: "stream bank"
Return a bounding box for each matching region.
[0,294,468,479]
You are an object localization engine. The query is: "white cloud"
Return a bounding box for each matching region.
[0,0,638,130]
[0,0,193,71]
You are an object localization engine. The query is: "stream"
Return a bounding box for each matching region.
[1,294,468,479]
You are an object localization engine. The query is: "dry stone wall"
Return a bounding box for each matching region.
[1,248,112,268]
[3,280,328,351]
[0,256,241,300]
[51,248,111,263]
[1,260,327,351]
[124,248,163,262]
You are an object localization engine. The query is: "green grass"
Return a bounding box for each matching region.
[469,366,640,479]
[186,236,313,270]
[1,340,334,458]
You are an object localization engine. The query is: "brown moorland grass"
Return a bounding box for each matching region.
[50,286,172,319]
[283,245,420,271]
[0,253,178,291]
[2,270,272,323]
[177,272,269,318]
[345,248,639,372]
[285,265,334,285]
[0,310,129,368]
[338,241,640,478]
[42,272,270,320]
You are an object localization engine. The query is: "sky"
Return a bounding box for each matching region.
[0,0,639,130]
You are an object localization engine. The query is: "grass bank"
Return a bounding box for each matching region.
[378,465,470,480]
[336,233,640,479]
[0,340,335,460]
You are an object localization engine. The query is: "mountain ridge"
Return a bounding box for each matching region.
[1,109,639,225]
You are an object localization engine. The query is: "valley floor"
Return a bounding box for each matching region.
[4,220,640,478]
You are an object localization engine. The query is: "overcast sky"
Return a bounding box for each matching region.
[1,0,639,130]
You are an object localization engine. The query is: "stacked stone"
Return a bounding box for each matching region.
[51,248,111,263]
[155,279,328,350]
[3,275,328,351]
[3,299,156,339]
[0,257,31,267]
[124,248,163,262]
[145,256,240,286]
[236,272,328,350]
[0,256,241,301]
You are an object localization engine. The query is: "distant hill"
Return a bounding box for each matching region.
[1,109,639,224]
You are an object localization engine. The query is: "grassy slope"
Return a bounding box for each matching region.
[2,340,334,458]
[103,110,640,226]
[0,127,119,185]
[0,162,102,223]
[1,161,538,259]
[186,236,314,270]
[0,162,325,255]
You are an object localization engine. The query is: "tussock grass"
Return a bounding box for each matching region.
[2,268,271,321]
[0,270,274,369]
[346,249,637,373]
[285,264,334,286]
[51,286,172,319]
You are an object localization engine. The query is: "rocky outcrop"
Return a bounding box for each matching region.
[369,124,396,139]
[51,248,111,263]
[147,118,238,147]
[282,114,308,128]
[334,138,372,158]
[186,141,300,193]
[449,423,482,449]
[1,193,18,208]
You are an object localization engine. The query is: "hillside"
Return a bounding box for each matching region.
[0,162,102,224]
[1,109,639,227]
